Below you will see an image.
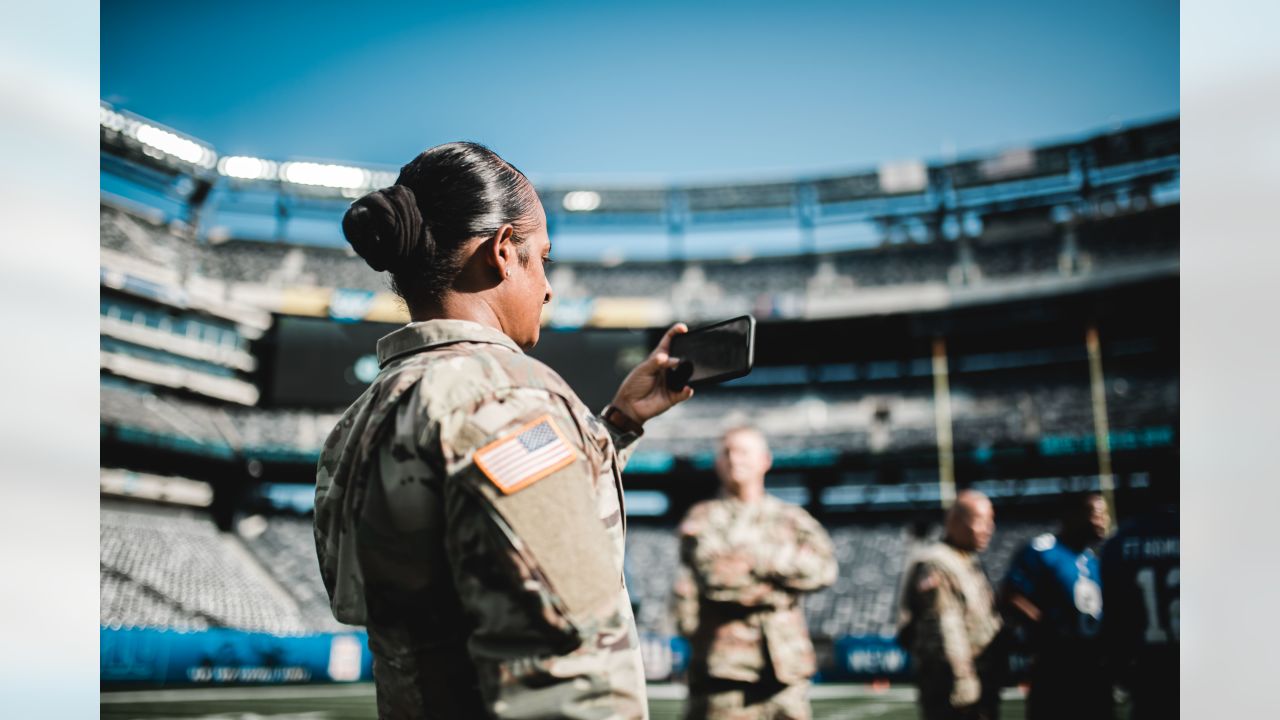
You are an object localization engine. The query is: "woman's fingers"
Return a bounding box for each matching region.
[654,322,689,355]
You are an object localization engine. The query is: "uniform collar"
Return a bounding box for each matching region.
[942,539,978,562]
[376,319,522,368]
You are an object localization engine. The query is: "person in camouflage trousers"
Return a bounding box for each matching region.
[315,142,694,719]
[897,490,1003,720]
[672,427,838,720]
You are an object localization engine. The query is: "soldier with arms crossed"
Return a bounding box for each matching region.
[897,490,1003,720]
[314,142,694,719]
[672,426,838,720]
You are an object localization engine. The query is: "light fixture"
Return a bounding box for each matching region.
[218,156,277,181]
[99,105,127,132]
[131,122,216,168]
[367,170,398,188]
[562,190,602,212]
[279,161,370,190]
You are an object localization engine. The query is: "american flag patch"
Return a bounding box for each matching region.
[473,415,578,494]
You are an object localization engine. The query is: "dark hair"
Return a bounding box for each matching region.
[1060,491,1105,521]
[341,141,540,308]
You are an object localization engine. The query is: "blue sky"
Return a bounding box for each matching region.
[102,0,1178,184]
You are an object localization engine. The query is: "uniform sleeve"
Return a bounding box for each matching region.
[1002,543,1039,600]
[600,417,641,471]
[759,508,838,593]
[433,387,632,719]
[909,560,979,688]
[679,510,786,607]
[671,557,701,638]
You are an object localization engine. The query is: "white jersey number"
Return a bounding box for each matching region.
[1136,566,1179,643]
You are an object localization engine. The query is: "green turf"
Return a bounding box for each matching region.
[101,684,1031,719]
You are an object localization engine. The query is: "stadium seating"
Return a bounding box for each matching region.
[100,201,200,277]
[100,378,342,459]
[702,255,816,297]
[624,520,1054,639]
[196,240,294,286]
[239,516,351,631]
[100,378,236,453]
[101,295,255,370]
[970,236,1063,279]
[831,243,957,287]
[99,497,1053,641]
[101,198,1178,312]
[228,406,341,460]
[644,385,935,451]
[101,503,308,634]
[563,262,684,299]
[101,366,1177,465]
[1076,205,1179,269]
[298,247,386,291]
[101,568,211,632]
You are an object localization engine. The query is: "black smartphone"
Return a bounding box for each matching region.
[665,315,756,391]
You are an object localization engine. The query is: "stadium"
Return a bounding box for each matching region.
[98,94,1178,718]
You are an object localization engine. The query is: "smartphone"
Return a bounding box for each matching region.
[665,315,756,391]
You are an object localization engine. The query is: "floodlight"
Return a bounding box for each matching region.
[99,105,127,132]
[367,170,398,188]
[280,161,369,190]
[131,122,215,168]
[218,156,277,181]
[563,190,602,212]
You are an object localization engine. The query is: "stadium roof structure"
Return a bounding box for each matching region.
[101,101,1178,257]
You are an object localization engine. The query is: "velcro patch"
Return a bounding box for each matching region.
[474,414,576,494]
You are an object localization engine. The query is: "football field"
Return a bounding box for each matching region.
[101,683,1033,719]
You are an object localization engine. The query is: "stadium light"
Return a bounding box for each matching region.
[218,156,278,181]
[563,190,602,212]
[131,122,217,169]
[99,104,127,133]
[280,161,370,190]
[368,170,398,188]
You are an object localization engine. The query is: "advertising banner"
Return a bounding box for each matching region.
[101,627,373,686]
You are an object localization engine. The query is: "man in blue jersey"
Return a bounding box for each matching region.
[1001,493,1111,720]
[1101,475,1178,720]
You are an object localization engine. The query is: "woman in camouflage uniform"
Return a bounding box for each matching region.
[314,142,693,719]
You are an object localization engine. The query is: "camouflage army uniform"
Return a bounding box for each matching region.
[672,495,837,720]
[897,542,1003,720]
[315,319,648,719]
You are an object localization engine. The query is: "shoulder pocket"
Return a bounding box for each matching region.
[463,413,620,629]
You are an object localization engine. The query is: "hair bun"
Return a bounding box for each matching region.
[342,184,428,272]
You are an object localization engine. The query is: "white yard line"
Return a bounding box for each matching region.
[102,682,1027,705]
[101,683,375,704]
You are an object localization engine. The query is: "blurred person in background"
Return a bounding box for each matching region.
[314,141,694,720]
[1102,465,1179,720]
[897,490,1002,720]
[672,426,837,720]
[1000,493,1112,720]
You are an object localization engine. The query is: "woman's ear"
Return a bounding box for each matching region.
[485,224,517,278]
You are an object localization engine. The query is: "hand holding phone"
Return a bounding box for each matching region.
[665,315,756,391]
[606,323,695,426]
